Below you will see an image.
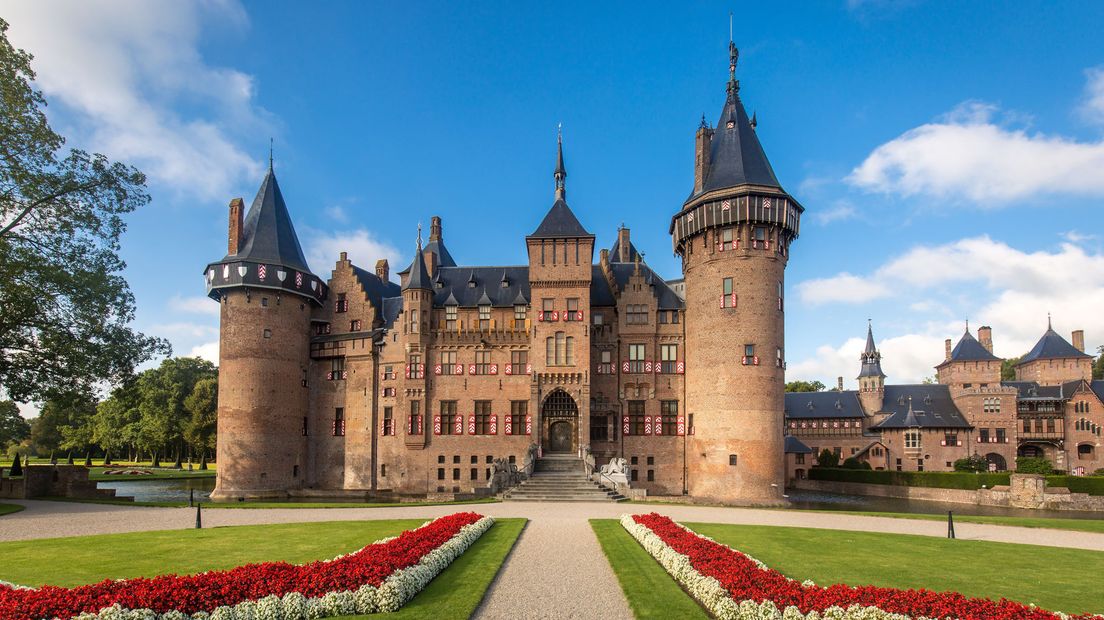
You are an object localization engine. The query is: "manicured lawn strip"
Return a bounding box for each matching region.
[590,519,708,620]
[339,518,526,619]
[0,519,425,587]
[794,508,1104,534]
[38,496,501,509]
[0,502,24,516]
[685,522,1104,615]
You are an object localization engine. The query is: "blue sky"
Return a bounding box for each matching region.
[4,0,1104,408]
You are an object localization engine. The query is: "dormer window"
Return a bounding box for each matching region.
[726,121,735,129]
[478,304,491,330]
[445,305,458,330]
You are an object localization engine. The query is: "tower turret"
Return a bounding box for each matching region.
[204,164,327,500]
[858,321,886,414]
[673,41,803,504]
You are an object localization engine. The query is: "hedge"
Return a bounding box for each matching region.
[1046,475,1104,496]
[808,467,1010,490]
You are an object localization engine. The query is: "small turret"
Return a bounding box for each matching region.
[857,321,885,414]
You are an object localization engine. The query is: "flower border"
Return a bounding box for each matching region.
[621,513,1100,620]
[0,513,494,620]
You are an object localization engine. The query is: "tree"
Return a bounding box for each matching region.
[92,382,142,463]
[1001,355,1023,382]
[30,391,95,456]
[785,380,825,393]
[921,376,936,385]
[0,400,30,447]
[0,18,169,403]
[183,376,218,461]
[135,357,217,465]
[816,449,840,468]
[1093,345,1103,381]
[8,452,21,476]
[842,457,871,470]
[953,454,988,472]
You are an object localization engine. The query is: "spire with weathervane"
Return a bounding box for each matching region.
[554,124,566,201]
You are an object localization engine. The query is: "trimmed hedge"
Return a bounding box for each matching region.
[808,467,1010,490]
[1047,475,1104,496]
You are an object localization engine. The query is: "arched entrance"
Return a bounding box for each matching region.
[541,389,578,454]
[984,452,1007,472]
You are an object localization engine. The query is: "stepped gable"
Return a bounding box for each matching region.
[784,391,865,419]
[607,262,684,310]
[872,385,970,429]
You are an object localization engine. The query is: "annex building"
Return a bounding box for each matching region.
[204,44,804,504]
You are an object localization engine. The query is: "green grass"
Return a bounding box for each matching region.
[687,522,1104,615]
[0,502,24,516]
[590,520,708,620]
[88,466,215,481]
[793,508,1104,534]
[38,496,501,509]
[0,517,525,620]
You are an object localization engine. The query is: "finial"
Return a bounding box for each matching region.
[729,11,733,45]
[727,37,740,98]
[557,122,562,144]
[750,111,757,129]
[965,317,969,332]
[554,126,567,199]
[1048,312,1052,330]
[417,222,423,250]
[700,113,707,129]
[268,138,274,172]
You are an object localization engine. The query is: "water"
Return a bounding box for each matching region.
[784,489,1104,521]
[97,477,215,503]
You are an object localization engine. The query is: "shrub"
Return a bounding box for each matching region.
[953,454,988,472]
[841,457,871,470]
[9,453,22,477]
[815,449,839,468]
[1046,475,1104,496]
[1015,456,1053,475]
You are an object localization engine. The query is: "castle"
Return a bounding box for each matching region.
[783,321,1104,480]
[204,43,802,504]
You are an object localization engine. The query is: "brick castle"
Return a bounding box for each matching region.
[204,43,802,504]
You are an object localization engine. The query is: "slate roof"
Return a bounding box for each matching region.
[529,198,593,238]
[403,244,432,291]
[1093,381,1104,404]
[1001,380,1071,400]
[429,266,530,307]
[608,263,685,310]
[608,235,642,263]
[381,296,403,328]
[946,330,1000,363]
[872,385,971,429]
[858,323,886,379]
[784,391,866,419]
[352,266,400,311]
[1018,327,1092,364]
[784,435,812,454]
[224,169,313,274]
[590,265,616,307]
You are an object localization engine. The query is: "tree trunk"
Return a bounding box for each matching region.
[84,452,93,467]
[152,450,161,468]
[103,450,112,466]
[199,450,208,471]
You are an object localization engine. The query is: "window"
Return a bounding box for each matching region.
[752,227,767,249]
[510,401,527,434]
[983,398,1001,414]
[514,304,527,326]
[409,354,423,378]
[943,433,958,447]
[660,344,678,373]
[743,344,756,365]
[593,313,604,326]
[661,400,678,435]
[409,308,420,334]
[590,415,609,441]
[261,297,268,307]
[263,328,272,339]
[777,281,784,311]
[478,305,491,330]
[382,387,396,397]
[383,365,395,380]
[445,305,458,330]
[475,350,491,375]
[409,400,422,436]
[776,347,784,368]
[996,428,1007,443]
[302,416,308,436]
[315,323,332,335]
[547,332,573,366]
[330,357,345,380]
[628,401,646,435]
[720,227,734,250]
[722,278,736,308]
[729,454,738,466]
[510,350,528,375]
[336,292,348,313]
[440,350,456,374]
[598,350,612,374]
[350,319,361,331]
[1047,418,1056,433]
[627,304,648,324]
[453,468,460,480]
[565,298,579,321]
[382,407,394,436]
[440,401,458,435]
[670,310,679,324]
[475,401,492,434]
[333,408,345,436]
[904,431,921,450]
[979,428,990,443]
[541,298,554,321]
[629,344,645,373]
[795,453,805,465]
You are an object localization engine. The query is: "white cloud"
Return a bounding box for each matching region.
[788,333,949,387]
[848,100,1104,203]
[3,0,265,199]
[151,322,219,341]
[189,341,220,364]
[1064,230,1097,244]
[797,273,890,305]
[304,228,404,278]
[169,295,220,316]
[324,205,350,224]
[1082,66,1104,126]
[811,200,857,225]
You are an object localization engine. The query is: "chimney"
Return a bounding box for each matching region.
[837,376,844,392]
[693,123,713,195]
[429,215,443,242]
[1072,330,1085,353]
[227,198,244,254]
[423,249,438,277]
[944,339,952,361]
[375,259,390,282]
[978,326,993,353]
[618,227,631,262]
[599,248,609,271]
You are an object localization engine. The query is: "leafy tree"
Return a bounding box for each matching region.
[92,382,142,462]
[29,392,95,456]
[841,457,871,470]
[1015,456,1053,475]
[0,400,30,447]
[785,380,825,393]
[953,454,988,472]
[135,357,217,464]
[1093,345,1103,381]
[184,376,218,461]
[921,376,936,385]
[0,18,169,403]
[816,449,840,468]
[1001,355,1023,381]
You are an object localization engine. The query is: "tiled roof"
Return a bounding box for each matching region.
[948,330,1000,362]
[224,169,313,274]
[1019,327,1092,364]
[590,265,616,307]
[784,391,865,419]
[529,198,593,238]
[429,266,530,307]
[872,385,970,429]
[784,435,812,454]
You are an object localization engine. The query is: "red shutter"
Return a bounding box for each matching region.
[504,415,513,435]
[645,360,653,373]
[505,364,512,375]
[676,360,685,374]
[576,310,584,322]
[434,364,442,375]
[644,415,653,435]
[654,417,663,435]
[468,414,476,435]
[623,415,631,436]
[677,415,685,436]
[538,310,545,322]
[490,415,498,435]
[525,414,532,435]
[434,415,442,435]
[490,363,498,375]
[454,414,464,435]
[419,364,425,376]
[454,363,463,375]
[405,364,411,378]
[622,361,630,374]
[468,364,476,375]
[526,363,533,375]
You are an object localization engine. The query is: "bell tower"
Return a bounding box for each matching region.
[673,42,803,504]
[858,321,886,414]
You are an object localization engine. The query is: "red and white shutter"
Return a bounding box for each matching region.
[644,415,653,435]
[623,416,631,436]
[405,364,411,378]
[526,363,533,375]
[538,310,545,322]
[525,414,533,435]
[622,360,630,374]
[418,364,425,376]
[434,364,442,375]
[454,414,464,435]
[676,360,685,374]
[654,417,663,435]
[644,360,653,373]
[676,415,686,436]
[489,415,498,435]
[575,310,583,322]
[551,310,559,321]
[468,364,476,375]
[468,414,476,435]
[505,364,512,375]
[454,363,463,375]
[504,415,513,435]
[490,363,498,375]
[433,415,442,435]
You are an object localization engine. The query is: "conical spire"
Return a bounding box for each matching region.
[858,320,886,379]
[403,224,431,291]
[554,124,566,201]
[529,130,593,239]
[227,168,312,274]
[864,320,877,355]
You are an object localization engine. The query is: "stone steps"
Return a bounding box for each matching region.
[503,456,626,502]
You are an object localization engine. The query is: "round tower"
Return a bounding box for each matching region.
[204,166,327,500]
[672,42,802,504]
[858,321,886,414]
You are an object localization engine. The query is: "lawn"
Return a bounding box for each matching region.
[797,508,1104,534]
[0,502,24,516]
[0,517,524,620]
[594,519,1104,616]
[40,496,501,509]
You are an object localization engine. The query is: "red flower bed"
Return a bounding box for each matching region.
[632,513,1096,620]
[0,512,484,620]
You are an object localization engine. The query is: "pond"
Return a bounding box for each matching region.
[784,488,1104,520]
[97,477,215,503]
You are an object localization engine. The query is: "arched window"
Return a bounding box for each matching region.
[565,336,575,366]
[1078,444,1094,460]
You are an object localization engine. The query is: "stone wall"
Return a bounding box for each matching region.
[0,465,128,501]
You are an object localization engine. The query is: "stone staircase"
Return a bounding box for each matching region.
[503,454,626,502]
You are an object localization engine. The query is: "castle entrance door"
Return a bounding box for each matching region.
[541,389,578,454]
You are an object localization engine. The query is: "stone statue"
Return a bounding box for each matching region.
[599,457,630,487]
[488,457,526,493]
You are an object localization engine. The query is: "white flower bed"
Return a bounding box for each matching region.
[40,515,495,620]
[619,514,920,620]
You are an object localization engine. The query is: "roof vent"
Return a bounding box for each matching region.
[924,394,932,405]
[835,400,843,410]
[807,401,814,410]
[467,271,477,288]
